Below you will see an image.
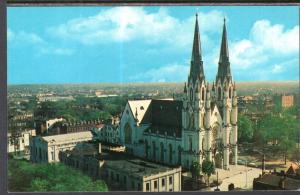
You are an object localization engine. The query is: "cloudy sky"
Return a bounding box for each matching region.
[8,6,299,84]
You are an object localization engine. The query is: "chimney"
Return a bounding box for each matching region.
[98,143,102,154]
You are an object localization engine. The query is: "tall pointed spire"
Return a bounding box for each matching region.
[189,13,205,83]
[216,17,231,83]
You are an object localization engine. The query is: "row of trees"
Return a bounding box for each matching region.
[238,104,299,164]
[34,96,128,122]
[8,159,108,192]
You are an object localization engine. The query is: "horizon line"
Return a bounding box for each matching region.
[7,80,299,86]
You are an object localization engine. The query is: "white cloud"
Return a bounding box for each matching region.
[48,7,224,49]
[40,47,75,56]
[229,20,298,72]
[8,28,74,56]
[130,63,189,82]
[272,64,283,73]
[250,20,299,54]
[8,29,45,45]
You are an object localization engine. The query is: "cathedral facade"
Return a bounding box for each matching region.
[119,15,238,171]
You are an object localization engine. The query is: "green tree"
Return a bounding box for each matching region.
[238,115,254,143]
[256,111,299,162]
[8,159,108,192]
[190,161,201,181]
[201,160,215,187]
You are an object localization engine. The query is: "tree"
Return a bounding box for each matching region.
[256,111,299,163]
[8,159,108,192]
[190,161,201,181]
[238,115,254,143]
[201,160,215,187]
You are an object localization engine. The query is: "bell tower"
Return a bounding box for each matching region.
[182,14,208,170]
[212,18,238,169]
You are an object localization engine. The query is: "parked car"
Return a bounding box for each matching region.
[237,159,245,165]
[248,162,257,168]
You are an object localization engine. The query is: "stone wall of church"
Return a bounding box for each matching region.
[143,132,182,166]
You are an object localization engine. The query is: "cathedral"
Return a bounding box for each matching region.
[119,14,238,171]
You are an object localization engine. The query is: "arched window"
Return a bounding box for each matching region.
[202,138,205,154]
[190,88,193,101]
[201,87,205,101]
[178,146,181,165]
[189,137,193,151]
[145,140,149,158]
[229,87,232,98]
[169,144,173,164]
[218,87,222,100]
[160,142,164,162]
[124,123,132,144]
[152,141,156,160]
[201,114,205,128]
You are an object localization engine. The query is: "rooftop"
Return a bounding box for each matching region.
[42,131,93,144]
[104,156,181,179]
[254,173,300,190]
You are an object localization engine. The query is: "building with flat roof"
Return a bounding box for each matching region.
[30,131,93,163]
[59,142,182,192]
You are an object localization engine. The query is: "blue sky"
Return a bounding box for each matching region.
[8,6,299,84]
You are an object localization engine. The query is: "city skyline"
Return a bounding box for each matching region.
[8,6,299,84]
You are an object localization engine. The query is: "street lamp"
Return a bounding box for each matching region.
[245,159,248,189]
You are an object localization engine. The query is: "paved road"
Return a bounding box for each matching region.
[210,167,262,191]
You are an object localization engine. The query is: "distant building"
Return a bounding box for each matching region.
[7,129,36,153]
[37,118,65,135]
[30,131,93,163]
[47,119,102,136]
[92,124,120,144]
[253,165,300,190]
[282,95,294,108]
[37,94,74,102]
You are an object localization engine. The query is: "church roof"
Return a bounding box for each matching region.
[127,100,152,124]
[150,99,182,137]
[127,99,182,137]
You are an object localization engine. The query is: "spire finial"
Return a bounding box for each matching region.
[196,13,198,18]
[224,17,226,24]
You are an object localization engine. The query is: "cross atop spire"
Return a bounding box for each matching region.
[189,13,205,84]
[216,18,231,83]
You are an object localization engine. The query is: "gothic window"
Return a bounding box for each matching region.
[202,138,205,152]
[152,141,156,160]
[145,140,149,158]
[212,123,221,152]
[189,136,193,151]
[160,142,164,162]
[178,146,181,165]
[124,123,132,144]
[169,144,173,164]
[190,88,193,101]
[190,113,194,129]
[201,87,205,101]
[229,87,232,98]
[201,113,205,128]
[218,87,222,100]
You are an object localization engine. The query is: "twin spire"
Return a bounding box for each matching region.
[189,14,231,84]
[217,18,232,83]
[189,13,204,83]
